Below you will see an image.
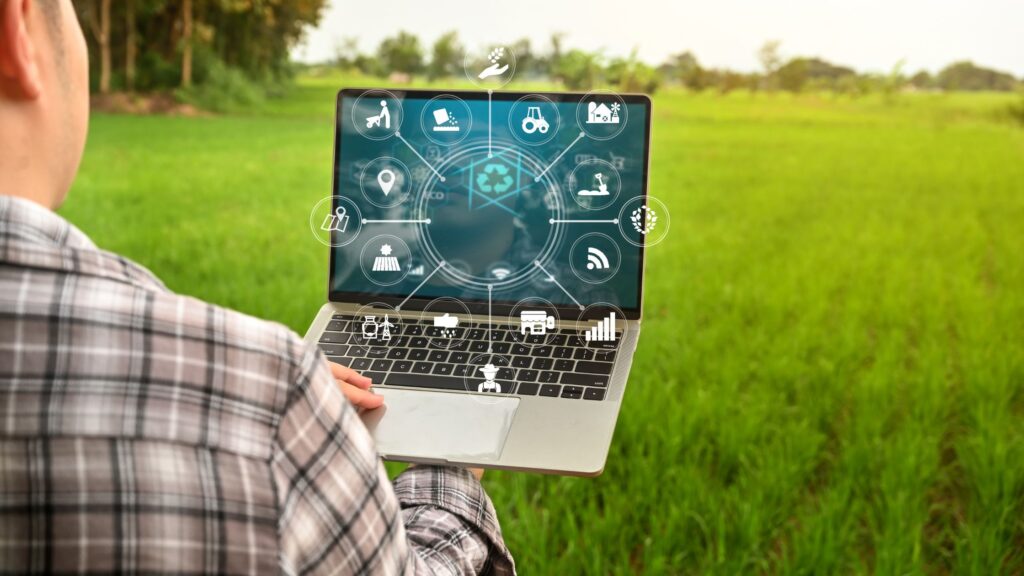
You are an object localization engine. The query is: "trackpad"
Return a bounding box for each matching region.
[362,388,520,462]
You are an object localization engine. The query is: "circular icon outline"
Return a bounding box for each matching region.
[507,297,561,347]
[617,195,670,247]
[460,352,516,404]
[359,234,413,286]
[569,232,622,284]
[351,89,404,141]
[416,297,476,350]
[576,90,628,141]
[419,94,473,146]
[576,302,628,349]
[347,302,404,356]
[358,157,413,209]
[568,158,622,211]
[309,195,363,247]
[508,94,561,146]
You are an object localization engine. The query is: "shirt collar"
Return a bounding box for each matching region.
[0,195,167,292]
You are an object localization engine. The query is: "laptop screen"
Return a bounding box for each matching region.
[328,89,651,319]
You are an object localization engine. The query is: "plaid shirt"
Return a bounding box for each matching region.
[0,195,514,575]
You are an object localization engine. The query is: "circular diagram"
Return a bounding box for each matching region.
[508,297,561,347]
[508,94,560,146]
[415,143,566,291]
[359,157,412,208]
[309,195,363,247]
[420,95,473,146]
[617,195,670,247]
[417,297,475,350]
[464,45,517,89]
[576,90,628,141]
[359,234,413,286]
[570,232,621,284]
[347,302,404,356]
[568,158,621,210]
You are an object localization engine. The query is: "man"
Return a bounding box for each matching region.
[0,1,514,573]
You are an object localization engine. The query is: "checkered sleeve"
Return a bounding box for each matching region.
[272,344,515,575]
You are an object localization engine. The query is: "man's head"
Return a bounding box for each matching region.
[0,0,89,209]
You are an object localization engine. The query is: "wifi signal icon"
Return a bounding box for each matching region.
[492,267,512,280]
[586,247,610,270]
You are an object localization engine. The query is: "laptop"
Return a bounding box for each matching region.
[304,88,654,476]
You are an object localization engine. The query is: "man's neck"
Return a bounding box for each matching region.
[0,111,59,210]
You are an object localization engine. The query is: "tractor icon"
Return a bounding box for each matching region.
[521,106,550,135]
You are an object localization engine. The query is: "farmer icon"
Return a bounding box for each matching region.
[477,363,501,393]
[365,100,391,129]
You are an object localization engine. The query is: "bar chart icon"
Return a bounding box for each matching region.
[584,312,617,342]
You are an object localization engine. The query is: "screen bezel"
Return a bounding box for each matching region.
[327,87,651,321]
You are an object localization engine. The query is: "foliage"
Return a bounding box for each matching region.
[936,61,1020,91]
[427,31,463,81]
[605,51,662,94]
[175,47,266,113]
[65,76,1024,574]
[555,49,605,90]
[376,31,426,78]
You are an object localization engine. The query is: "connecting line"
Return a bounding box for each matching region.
[487,90,493,158]
[534,261,584,311]
[362,218,432,224]
[396,261,446,311]
[396,131,445,182]
[535,132,586,181]
[549,218,618,224]
[487,284,493,352]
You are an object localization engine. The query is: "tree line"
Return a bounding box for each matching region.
[334,32,1023,96]
[74,0,326,96]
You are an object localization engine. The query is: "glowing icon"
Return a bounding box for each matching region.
[586,247,610,270]
[478,363,502,393]
[433,313,459,338]
[491,267,511,280]
[408,262,425,277]
[364,100,391,129]
[520,310,555,336]
[431,108,460,132]
[577,173,610,197]
[478,47,509,80]
[377,169,396,196]
[372,244,401,272]
[320,206,350,233]
[586,101,621,124]
[362,315,395,342]
[521,106,550,134]
[584,312,617,342]
[631,205,658,235]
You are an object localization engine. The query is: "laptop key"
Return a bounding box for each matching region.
[532,357,553,370]
[432,363,455,376]
[539,371,559,384]
[410,337,428,348]
[576,361,614,375]
[553,359,574,371]
[367,348,388,359]
[561,372,609,388]
[412,362,433,374]
[530,346,553,357]
[428,350,449,363]
[319,332,350,344]
[539,384,560,397]
[584,388,605,401]
[405,325,423,336]
[364,371,387,384]
[549,335,567,346]
[387,348,408,360]
[371,359,392,372]
[408,349,429,361]
[511,344,530,356]
[469,341,489,353]
[453,364,474,377]
[517,369,539,382]
[325,356,353,367]
[351,358,372,371]
[319,344,349,357]
[449,352,470,364]
[392,360,413,373]
[573,348,595,360]
[385,372,466,392]
[517,382,539,396]
[511,356,532,369]
[497,367,516,381]
[491,342,510,354]
[561,385,584,399]
[326,320,347,332]
[595,349,617,362]
[553,346,574,359]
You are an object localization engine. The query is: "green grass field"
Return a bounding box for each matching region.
[61,77,1024,574]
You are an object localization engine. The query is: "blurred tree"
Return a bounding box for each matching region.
[428,31,463,80]
[377,31,425,78]
[557,49,604,90]
[605,50,661,94]
[777,58,808,92]
[79,0,112,93]
[181,0,192,88]
[758,40,782,90]
[936,61,1019,91]
[909,70,934,90]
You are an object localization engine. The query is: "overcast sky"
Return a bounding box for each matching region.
[292,0,1024,76]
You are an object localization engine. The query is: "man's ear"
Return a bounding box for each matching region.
[0,0,43,99]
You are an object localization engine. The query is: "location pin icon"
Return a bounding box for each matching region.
[377,169,396,196]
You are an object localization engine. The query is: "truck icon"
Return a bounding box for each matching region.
[520,310,555,336]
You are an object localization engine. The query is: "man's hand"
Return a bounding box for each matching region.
[329,361,384,410]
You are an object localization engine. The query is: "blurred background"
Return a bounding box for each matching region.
[65,1,1023,573]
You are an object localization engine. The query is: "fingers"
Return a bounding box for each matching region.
[338,380,384,410]
[329,361,373,389]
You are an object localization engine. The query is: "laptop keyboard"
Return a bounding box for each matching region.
[318,314,618,401]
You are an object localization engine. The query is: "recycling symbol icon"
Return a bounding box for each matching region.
[476,162,514,194]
